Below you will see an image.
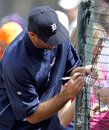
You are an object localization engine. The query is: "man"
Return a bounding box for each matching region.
[0,6,90,130]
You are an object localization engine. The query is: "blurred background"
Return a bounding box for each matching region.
[0,0,61,22]
[0,0,80,58]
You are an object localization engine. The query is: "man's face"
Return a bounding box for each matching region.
[28,32,57,50]
[35,37,57,50]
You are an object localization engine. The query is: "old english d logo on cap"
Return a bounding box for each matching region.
[50,23,57,32]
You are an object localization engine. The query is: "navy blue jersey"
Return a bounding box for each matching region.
[0,30,81,129]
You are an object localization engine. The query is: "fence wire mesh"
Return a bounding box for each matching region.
[74,0,109,130]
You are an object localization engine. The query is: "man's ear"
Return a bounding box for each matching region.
[28,31,35,39]
[28,31,38,41]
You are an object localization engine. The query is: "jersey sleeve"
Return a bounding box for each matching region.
[64,40,82,76]
[3,65,40,120]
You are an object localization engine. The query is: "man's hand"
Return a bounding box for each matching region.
[71,65,92,75]
[71,65,98,81]
[62,72,85,99]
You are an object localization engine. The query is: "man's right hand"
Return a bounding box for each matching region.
[62,72,85,100]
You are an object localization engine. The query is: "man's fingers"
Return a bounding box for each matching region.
[68,75,85,89]
[71,65,95,76]
[71,72,84,80]
[71,67,85,75]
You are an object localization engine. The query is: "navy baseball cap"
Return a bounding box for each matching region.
[27,6,69,46]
